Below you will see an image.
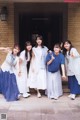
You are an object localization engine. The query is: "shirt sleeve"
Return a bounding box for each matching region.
[60,53,65,64]
[70,48,80,58]
[45,46,48,52]
[6,52,12,64]
[20,51,25,61]
[32,47,36,56]
[46,53,51,63]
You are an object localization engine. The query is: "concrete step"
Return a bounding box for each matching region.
[29,81,70,94]
[62,81,70,93]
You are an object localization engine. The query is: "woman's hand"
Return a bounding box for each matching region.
[62,75,67,80]
[70,52,75,58]
[51,55,55,60]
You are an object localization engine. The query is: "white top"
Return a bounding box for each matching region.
[19,50,30,69]
[65,48,80,84]
[1,51,19,74]
[32,46,48,70]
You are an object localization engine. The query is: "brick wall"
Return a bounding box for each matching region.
[0,2,80,65]
[68,3,80,53]
[0,2,14,64]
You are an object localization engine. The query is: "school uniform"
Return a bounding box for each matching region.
[46,52,65,99]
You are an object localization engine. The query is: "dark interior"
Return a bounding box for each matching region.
[19,13,63,51]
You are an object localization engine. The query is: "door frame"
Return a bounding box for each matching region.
[14,3,68,44]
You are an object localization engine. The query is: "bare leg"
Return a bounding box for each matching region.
[37,89,41,98]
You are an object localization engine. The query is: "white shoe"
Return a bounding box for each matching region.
[54,97,58,100]
[23,93,31,98]
[71,94,76,100]
[50,96,54,99]
[17,94,21,100]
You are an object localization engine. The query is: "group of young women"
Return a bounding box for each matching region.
[0,35,80,101]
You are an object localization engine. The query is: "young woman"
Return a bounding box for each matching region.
[63,40,80,100]
[46,43,66,100]
[0,44,20,101]
[28,35,48,97]
[17,41,32,98]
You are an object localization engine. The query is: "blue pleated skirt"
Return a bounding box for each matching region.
[68,75,80,94]
[0,70,19,101]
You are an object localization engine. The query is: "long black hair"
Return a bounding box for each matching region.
[25,41,32,60]
[62,40,73,56]
[35,35,44,48]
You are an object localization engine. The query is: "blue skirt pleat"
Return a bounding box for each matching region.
[5,73,19,101]
[68,76,80,94]
[2,71,10,95]
[0,70,19,101]
[0,70,3,92]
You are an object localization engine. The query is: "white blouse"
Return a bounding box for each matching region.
[65,48,80,84]
[1,51,18,73]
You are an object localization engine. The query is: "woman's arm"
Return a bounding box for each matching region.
[19,58,23,68]
[31,51,35,59]
[18,58,22,76]
[47,55,55,65]
[70,48,80,58]
[0,47,11,52]
[30,51,35,72]
[61,64,66,80]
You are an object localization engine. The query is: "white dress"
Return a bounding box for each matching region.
[17,50,30,94]
[27,46,48,90]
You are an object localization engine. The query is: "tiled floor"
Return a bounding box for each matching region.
[0,93,80,120]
